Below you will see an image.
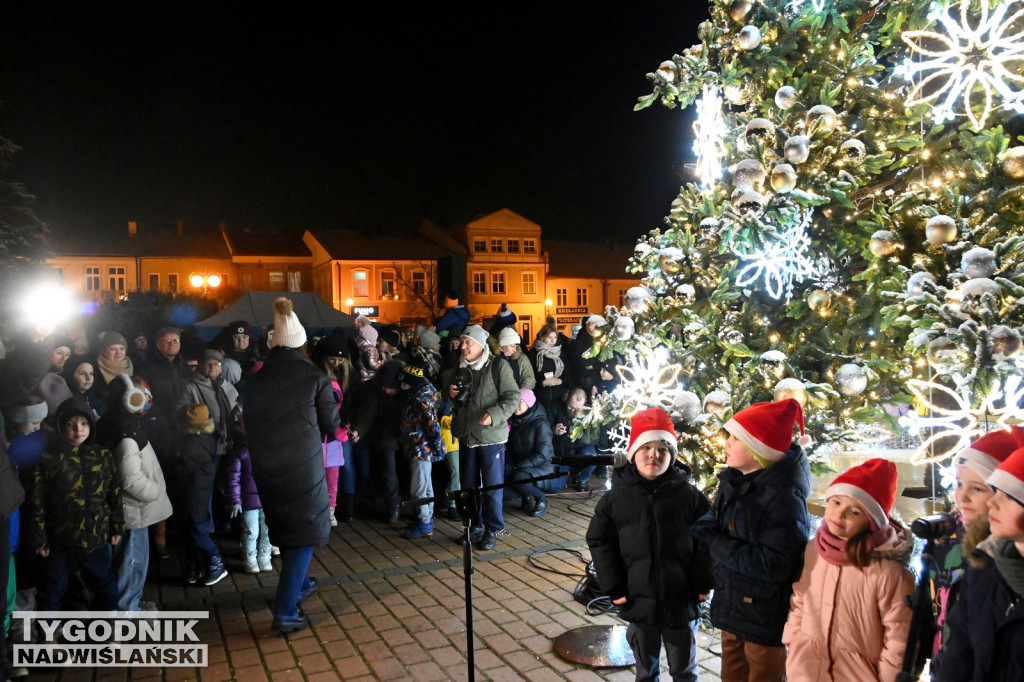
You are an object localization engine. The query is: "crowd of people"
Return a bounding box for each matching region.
[3,291,1024,680]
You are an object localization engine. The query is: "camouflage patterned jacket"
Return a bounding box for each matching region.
[29,443,125,553]
[400,383,445,463]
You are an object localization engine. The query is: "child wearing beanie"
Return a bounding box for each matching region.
[692,398,812,681]
[783,458,915,682]
[927,427,1022,673]
[586,407,712,681]
[937,436,1024,681]
[398,361,445,539]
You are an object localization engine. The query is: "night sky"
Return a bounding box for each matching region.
[0,2,707,243]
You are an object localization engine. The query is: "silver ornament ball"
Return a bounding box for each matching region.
[624,286,655,313]
[773,378,808,407]
[806,104,839,133]
[926,336,968,373]
[684,322,704,344]
[700,217,721,234]
[759,350,788,379]
[958,277,1002,315]
[731,190,767,217]
[869,230,899,258]
[784,135,811,164]
[719,327,744,344]
[703,390,731,417]
[961,247,997,279]
[659,246,684,274]
[925,215,957,245]
[735,25,762,50]
[613,316,635,341]
[839,139,866,165]
[906,271,936,297]
[991,325,1023,359]
[674,391,702,424]
[634,243,652,260]
[733,159,767,190]
[834,363,868,397]
[744,118,775,146]
[675,283,696,302]
[657,60,677,83]
[775,86,799,110]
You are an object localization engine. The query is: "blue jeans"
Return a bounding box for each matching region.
[460,443,505,532]
[510,471,568,501]
[273,545,314,620]
[573,444,598,485]
[409,458,433,524]
[241,509,271,559]
[113,528,150,611]
[37,544,118,612]
[626,620,698,681]
[338,441,357,495]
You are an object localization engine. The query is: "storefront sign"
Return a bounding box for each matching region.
[351,305,379,316]
[556,307,589,315]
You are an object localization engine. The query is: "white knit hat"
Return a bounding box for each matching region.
[497,327,521,346]
[269,297,307,349]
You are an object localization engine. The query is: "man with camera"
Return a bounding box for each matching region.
[450,325,521,551]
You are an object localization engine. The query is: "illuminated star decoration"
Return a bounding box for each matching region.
[898,375,1024,464]
[734,210,818,301]
[613,347,684,418]
[895,0,1024,130]
[692,85,728,189]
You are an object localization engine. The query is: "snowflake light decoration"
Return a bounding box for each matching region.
[734,210,818,300]
[899,375,1024,463]
[692,85,728,189]
[895,0,1024,130]
[613,347,684,418]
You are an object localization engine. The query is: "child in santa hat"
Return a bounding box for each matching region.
[586,407,712,681]
[692,398,811,682]
[928,427,1023,674]
[937,440,1024,681]
[783,458,915,682]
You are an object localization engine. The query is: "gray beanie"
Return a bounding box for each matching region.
[461,325,489,350]
[417,325,441,350]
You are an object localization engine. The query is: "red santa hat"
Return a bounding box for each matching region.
[825,458,898,531]
[724,399,810,464]
[956,426,1024,481]
[627,407,677,460]
[986,442,1024,506]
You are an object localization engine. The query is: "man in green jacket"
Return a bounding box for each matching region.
[451,325,520,551]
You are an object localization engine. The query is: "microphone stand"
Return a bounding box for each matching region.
[405,470,570,682]
[897,536,937,682]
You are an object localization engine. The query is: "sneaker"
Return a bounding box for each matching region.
[459,527,485,546]
[271,545,280,556]
[405,522,433,539]
[244,555,260,574]
[530,498,548,517]
[329,507,338,527]
[185,562,200,586]
[272,609,309,634]
[258,553,273,572]
[204,555,228,586]
[476,530,497,551]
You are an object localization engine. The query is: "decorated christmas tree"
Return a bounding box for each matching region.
[578,0,1024,491]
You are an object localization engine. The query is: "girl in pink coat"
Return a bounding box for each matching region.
[783,458,915,682]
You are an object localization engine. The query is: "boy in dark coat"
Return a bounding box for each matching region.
[692,399,811,682]
[586,407,712,682]
[938,440,1024,681]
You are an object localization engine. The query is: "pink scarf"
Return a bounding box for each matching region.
[815,524,850,566]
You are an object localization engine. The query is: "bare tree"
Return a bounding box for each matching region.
[391,260,441,322]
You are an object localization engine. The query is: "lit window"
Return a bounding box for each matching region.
[381,271,396,298]
[473,272,487,294]
[86,266,100,292]
[556,288,567,306]
[522,271,536,295]
[491,272,505,294]
[269,271,285,289]
[412,271,426,295]
[523,239,537,254]
[507,239,520,254]
[353,270,368,297]
[577,288,588,306]
[473,239,487,253]
[490,239,504,253]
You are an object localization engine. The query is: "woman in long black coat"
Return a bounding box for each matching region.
[240,299,339,633]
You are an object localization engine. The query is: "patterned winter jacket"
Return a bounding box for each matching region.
[29,440,125,553]
[400,383,445,463]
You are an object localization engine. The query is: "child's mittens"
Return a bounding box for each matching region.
[230,504,242,519]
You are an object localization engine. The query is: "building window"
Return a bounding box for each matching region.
[523,239,537,254]
[381,271,396,298]
[619,289,628,307]
[353,270,368,297]
[412,271,426,295]
[108,267,126,292]
[577,288,588,306]
[288,271,301,292]
[149,274,159,290]
[472,272,487,294]
[491,272,505,295]
[85,266,100,291]
[168,274,179,293]
[269,271,285,289]
[556,288,568,306]
[490,238,504,253]
[507,239,520,254]
[473,239,487,253]
[522,271,536,295]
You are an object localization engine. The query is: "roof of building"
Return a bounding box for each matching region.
[49,226,136,257]
[543,239,635,279]
[224,229,311,258]
[463,208,541,235]
[307,228,452,261]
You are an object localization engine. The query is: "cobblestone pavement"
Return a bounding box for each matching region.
[24,482,723,681]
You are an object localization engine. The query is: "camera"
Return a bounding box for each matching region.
[451,369,473,405]
[910,512,958,540]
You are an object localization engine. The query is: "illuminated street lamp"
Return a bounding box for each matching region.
[190,272,222,294]
[545,298,553,320]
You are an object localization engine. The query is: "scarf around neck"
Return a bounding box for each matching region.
[992,538,1024,598]
[461,344,491,371]
[533,339,564,377]
[815,524,851,566]
[96,354,132,386]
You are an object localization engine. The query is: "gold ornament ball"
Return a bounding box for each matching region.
[659,247,684,274]
[703,390,731,416]
[770,163,797,193]
[807,289,831,311]
[728,0,752,22]
[773,378,808,407]
[925,215,958,245]
[1000,147,1024,180]
[839,139,866,165]
[658,60,677,83]
[805,104,839,133]
[869,230,899,257]
[733,158,767,190]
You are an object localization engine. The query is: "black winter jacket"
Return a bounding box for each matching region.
[586,462,713,627]
[140,351,193,416]
[240,347,339,549]
[692,443,811,646]
[349,378,403,451]
[937,538,1024,682]
[507,404,555,478]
